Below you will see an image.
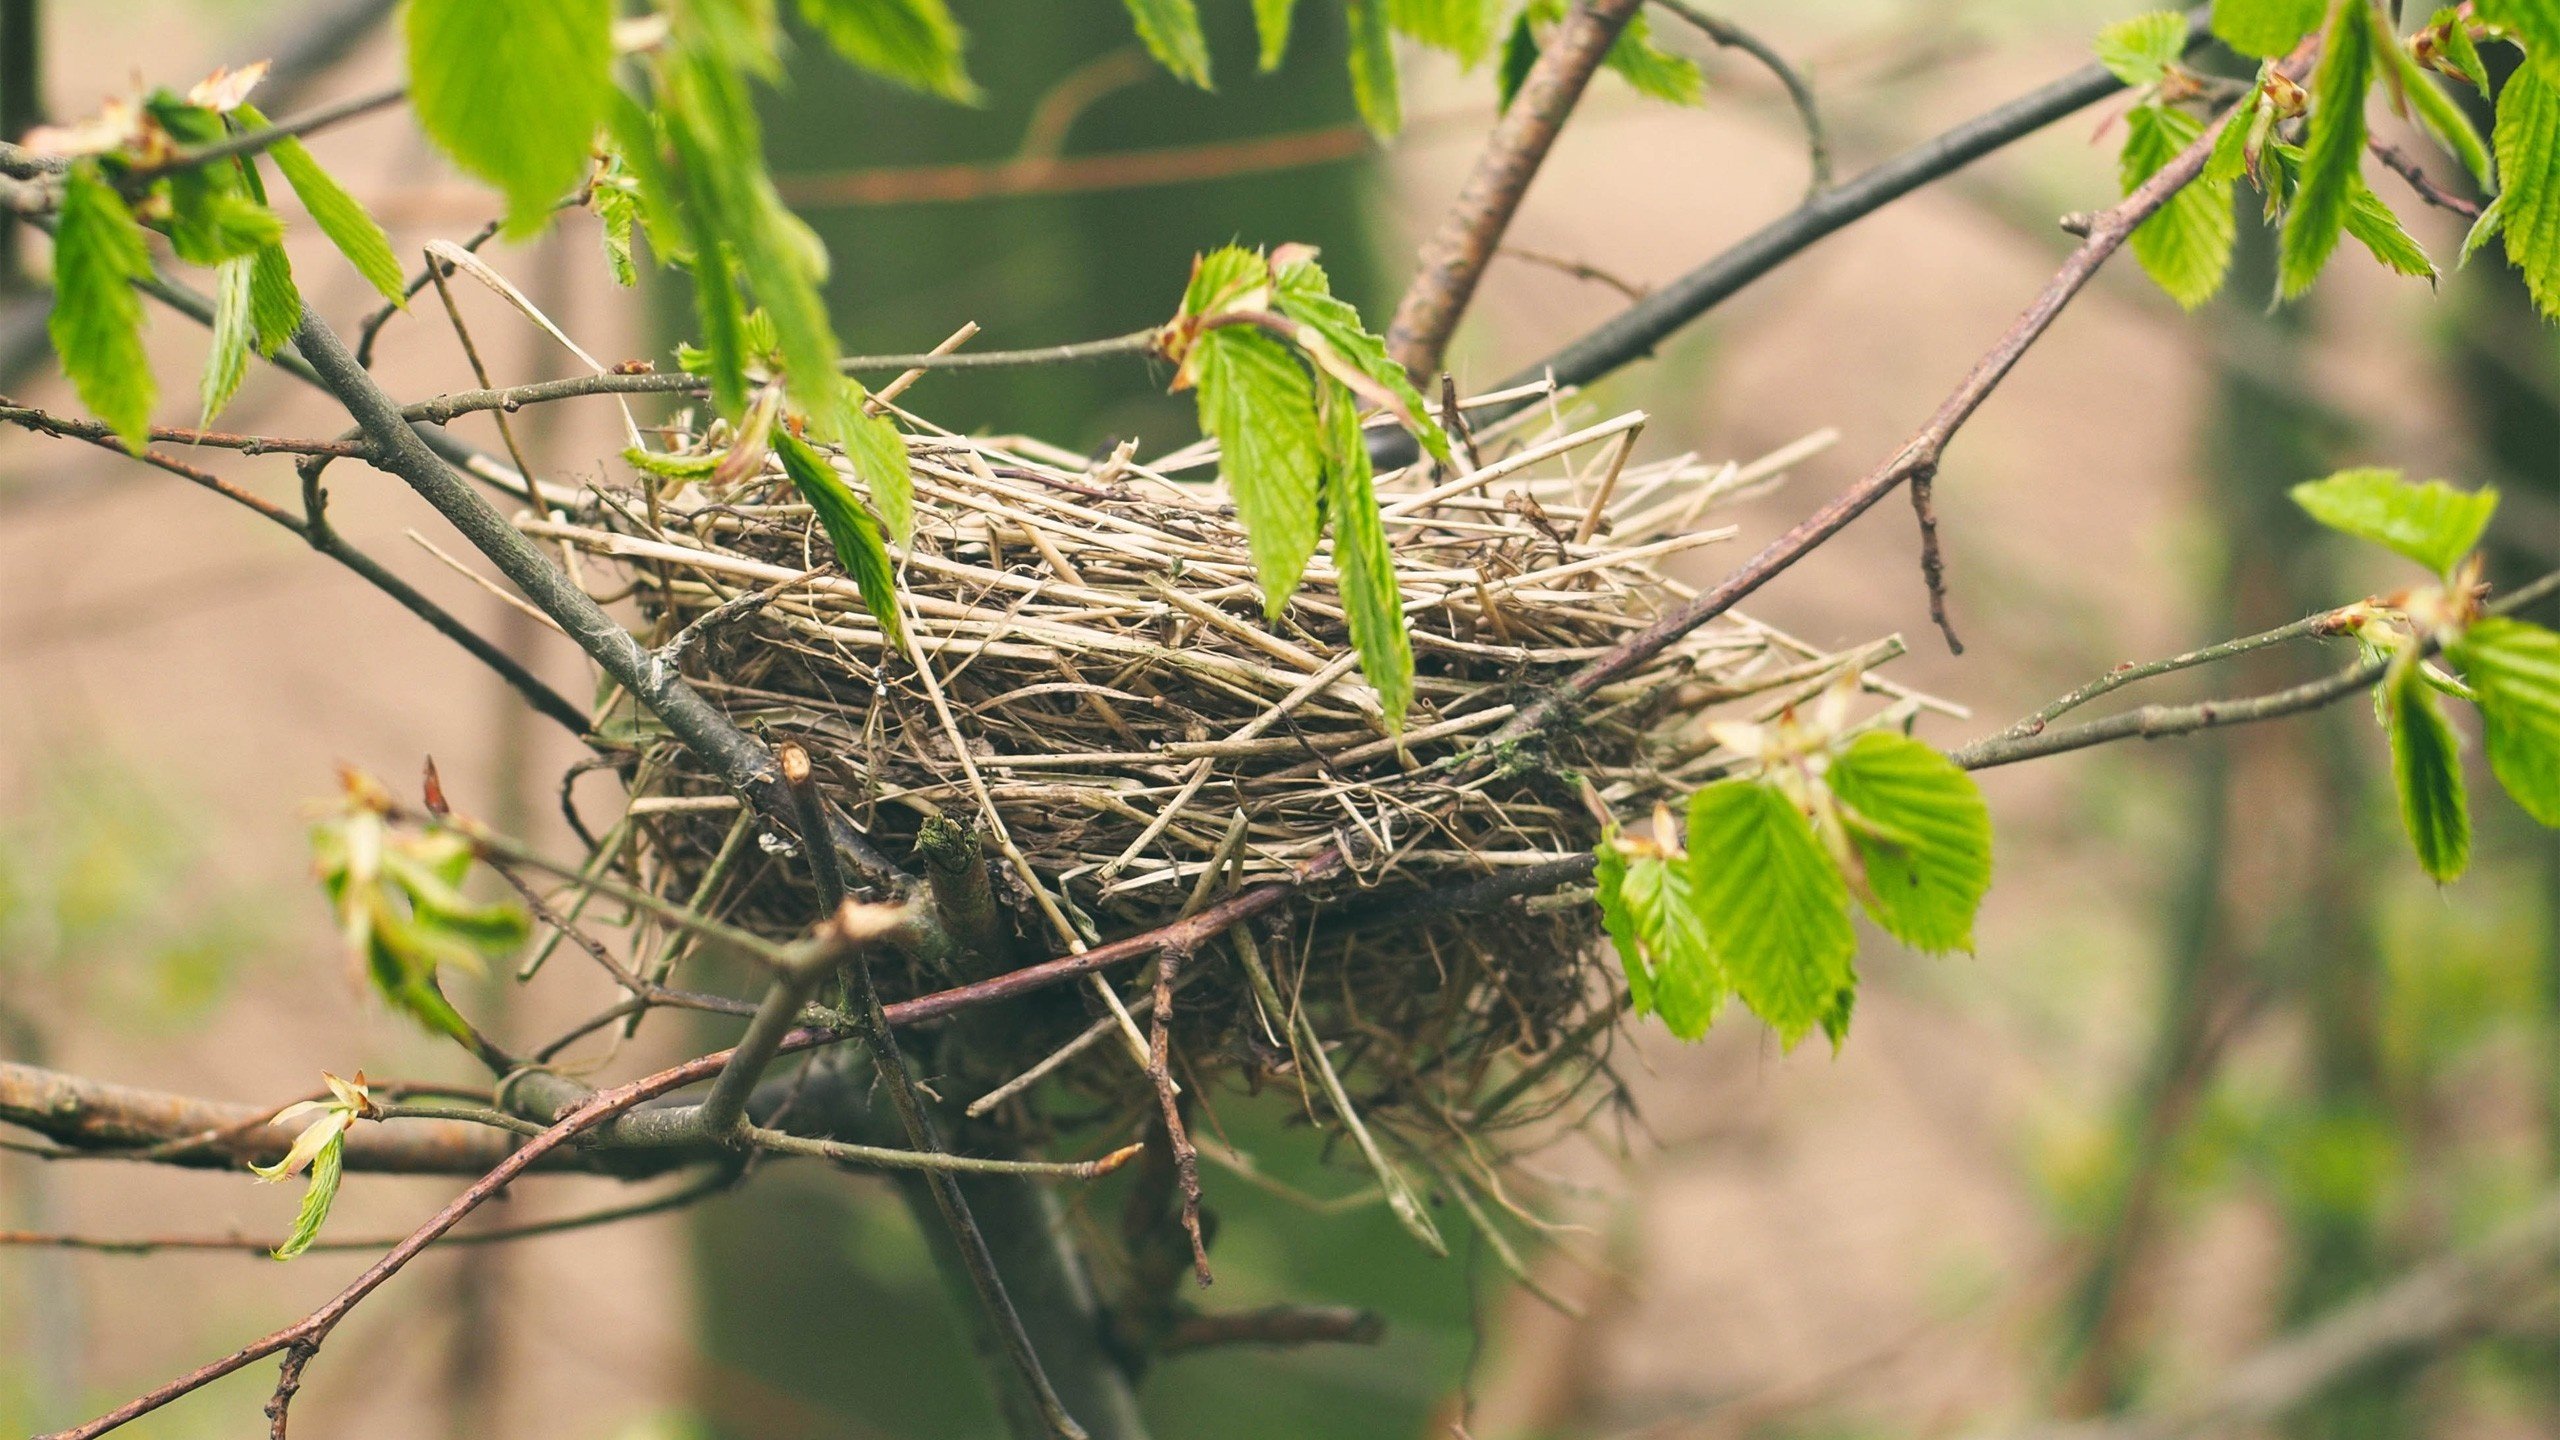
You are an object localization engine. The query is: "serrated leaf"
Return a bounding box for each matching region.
[2450,617,2560,826]
[2386,658,2470,881]
[48,162,155,452]
[1687,779,1858,1048]
[243,104,406,304]
[2203,95,2260,186]
[2122,103,2238,309]
[776,428,907,649]
[2279,0,2377,299]
[1347,0,1402,136]
[2494,63,2560,316]
[2480,0,2560,78]
[1595,838,1726,1038]
[1192,326,1325,611]
[595,178,639,286]
[795,0,978,102]
[202,256,254,425]
[162,179,284,266]
[839,397,914,541]
[2098,10,2190,87]
[1823,731,1993,954]
[2463,190,2507,264]
[407,0,615,236]
[1253,0,1297,70]
[1270,249,1451,463]
[2432,8,2490,90]
[2377,28,2493,187]
[2343,182,2439,279]
[1122,0,1213,88]
[2213,0,2327,58]
[1601,12,1704,105]
[271,1131,344,1261]
[1318,382,1413,729]
[2289,467,2497,575]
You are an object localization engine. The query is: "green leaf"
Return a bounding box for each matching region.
[1392,0,1495,64]
[1347,0,1402,136]
[2289,467,2497,575]
[1496,8,1538,110]
[1686,780,1858,1048]
[2480,0,2560,77]
[1822,732,1994,955]
[1595,837,1727,1038]
[838,397,914,542]
[1121,0,1213,88]
[201,256,255,425]
[1270,248,1452,464]
[2122,103,2238,309]
[2280,0,2378,299]
[161,180,284,266]
[1191,326,1325,611]
[1318,383,1414,729]
[2344,182,2440,280]
[1601,12,1704,106]
[2494,63,2560,317]
[622,445,724,479]
[795,0,979,102]
[2463,190,2508,265]
[271,1131,344,1262]
[595,176,639,286]
[2450,617,2560,826]
[2097,10,2191,87]
[1253,0,1297,70]
[48,162,155,452]
[406,0,615,236]
[2212,0,2326,58]
[2386,659,2470,882]
[2431,8,2491,90]
[2376,28,2493,188]
[776,428,907,649]
[243,104,406,304]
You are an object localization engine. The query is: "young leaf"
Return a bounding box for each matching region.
[2375,26,2493,188]
[2289,467,2497,575]
[1270,248,1452,463]
[1497,8,1539,110]
[1595,836,1727,1038]
[2386,659,2470,882]
[1393,0,1497,65]
[1121,0,1214,89]
[406,0,615,236]
[1822,731,1994,954]
[1191,326,1325,611]
[2494,63,2560,317]
[2212,0,2327,58]
[48,162,155,452]
[795,0,979,102]
[243,103,406,305]
[2122,103,2238,309]
[1347,0,1403,136]
[1318,383,1414,729]
[2279,0,2377,299]
[839,397,915,542]
[271,1131,345,1262]
[202,256,255,424]
[2097,10,2191,87]
[595,178,640,286]
[2463,191,2508,266]
[2450,617,2560,826]
[1600,12,1705,106]
[2343,183,2439,280]
[1686,780,1858,1048]
[2478,0,2560,78]
[776,428,908,650]
[161,181,285,266]
[1254,0,1297,70]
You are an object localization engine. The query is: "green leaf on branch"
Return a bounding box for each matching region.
[1347,0,1402,135]
[1271,247,1452,464]
[796,0,979,102]
[2343,183,2439,280]
[161,181,284,266]
[2122,103,2238,309]
[1687,780,1858,1048]
[249,243,303,354]
[202,257,255,424]
[48,162,155,452]
[2097,10,2191,87]
[1318,382,1414,729]
[2493,63,2560,316]
[2376,26,2493,188]
[1600,12,1705,106]
[1822,732,1993,955]
[1191,325,1325,612]
[407,0,616,236]
[271,1131,344,1262]
[2464,192,2508,266]
[2212,0,2327,58]
[243,104,406,304]
[1122,0,1214,88]
[776,428,907,649]
[2279,0,2377,299]
[2479,0,2560,78]
[1393,0,1497,65]
[1254,0,1297,69]
[2289,467,2497,575]
[2450,617,2560,826]
[1595,833,1727,1038]
[838,396,915,542]
[2386,658,2470,882]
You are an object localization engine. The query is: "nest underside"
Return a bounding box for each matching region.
[534,395,1931,1141]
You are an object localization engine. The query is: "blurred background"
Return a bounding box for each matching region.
[6,1,2560,1437]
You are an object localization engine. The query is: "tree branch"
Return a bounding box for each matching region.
[1651,0,1829,198]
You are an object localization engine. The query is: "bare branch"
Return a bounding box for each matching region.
[1650,0,1829,197]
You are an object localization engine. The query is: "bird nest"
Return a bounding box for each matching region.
[527,387,1932,1147]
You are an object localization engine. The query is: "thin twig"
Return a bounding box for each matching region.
[1650,0,1830,197]
[2369,136,2482,220]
